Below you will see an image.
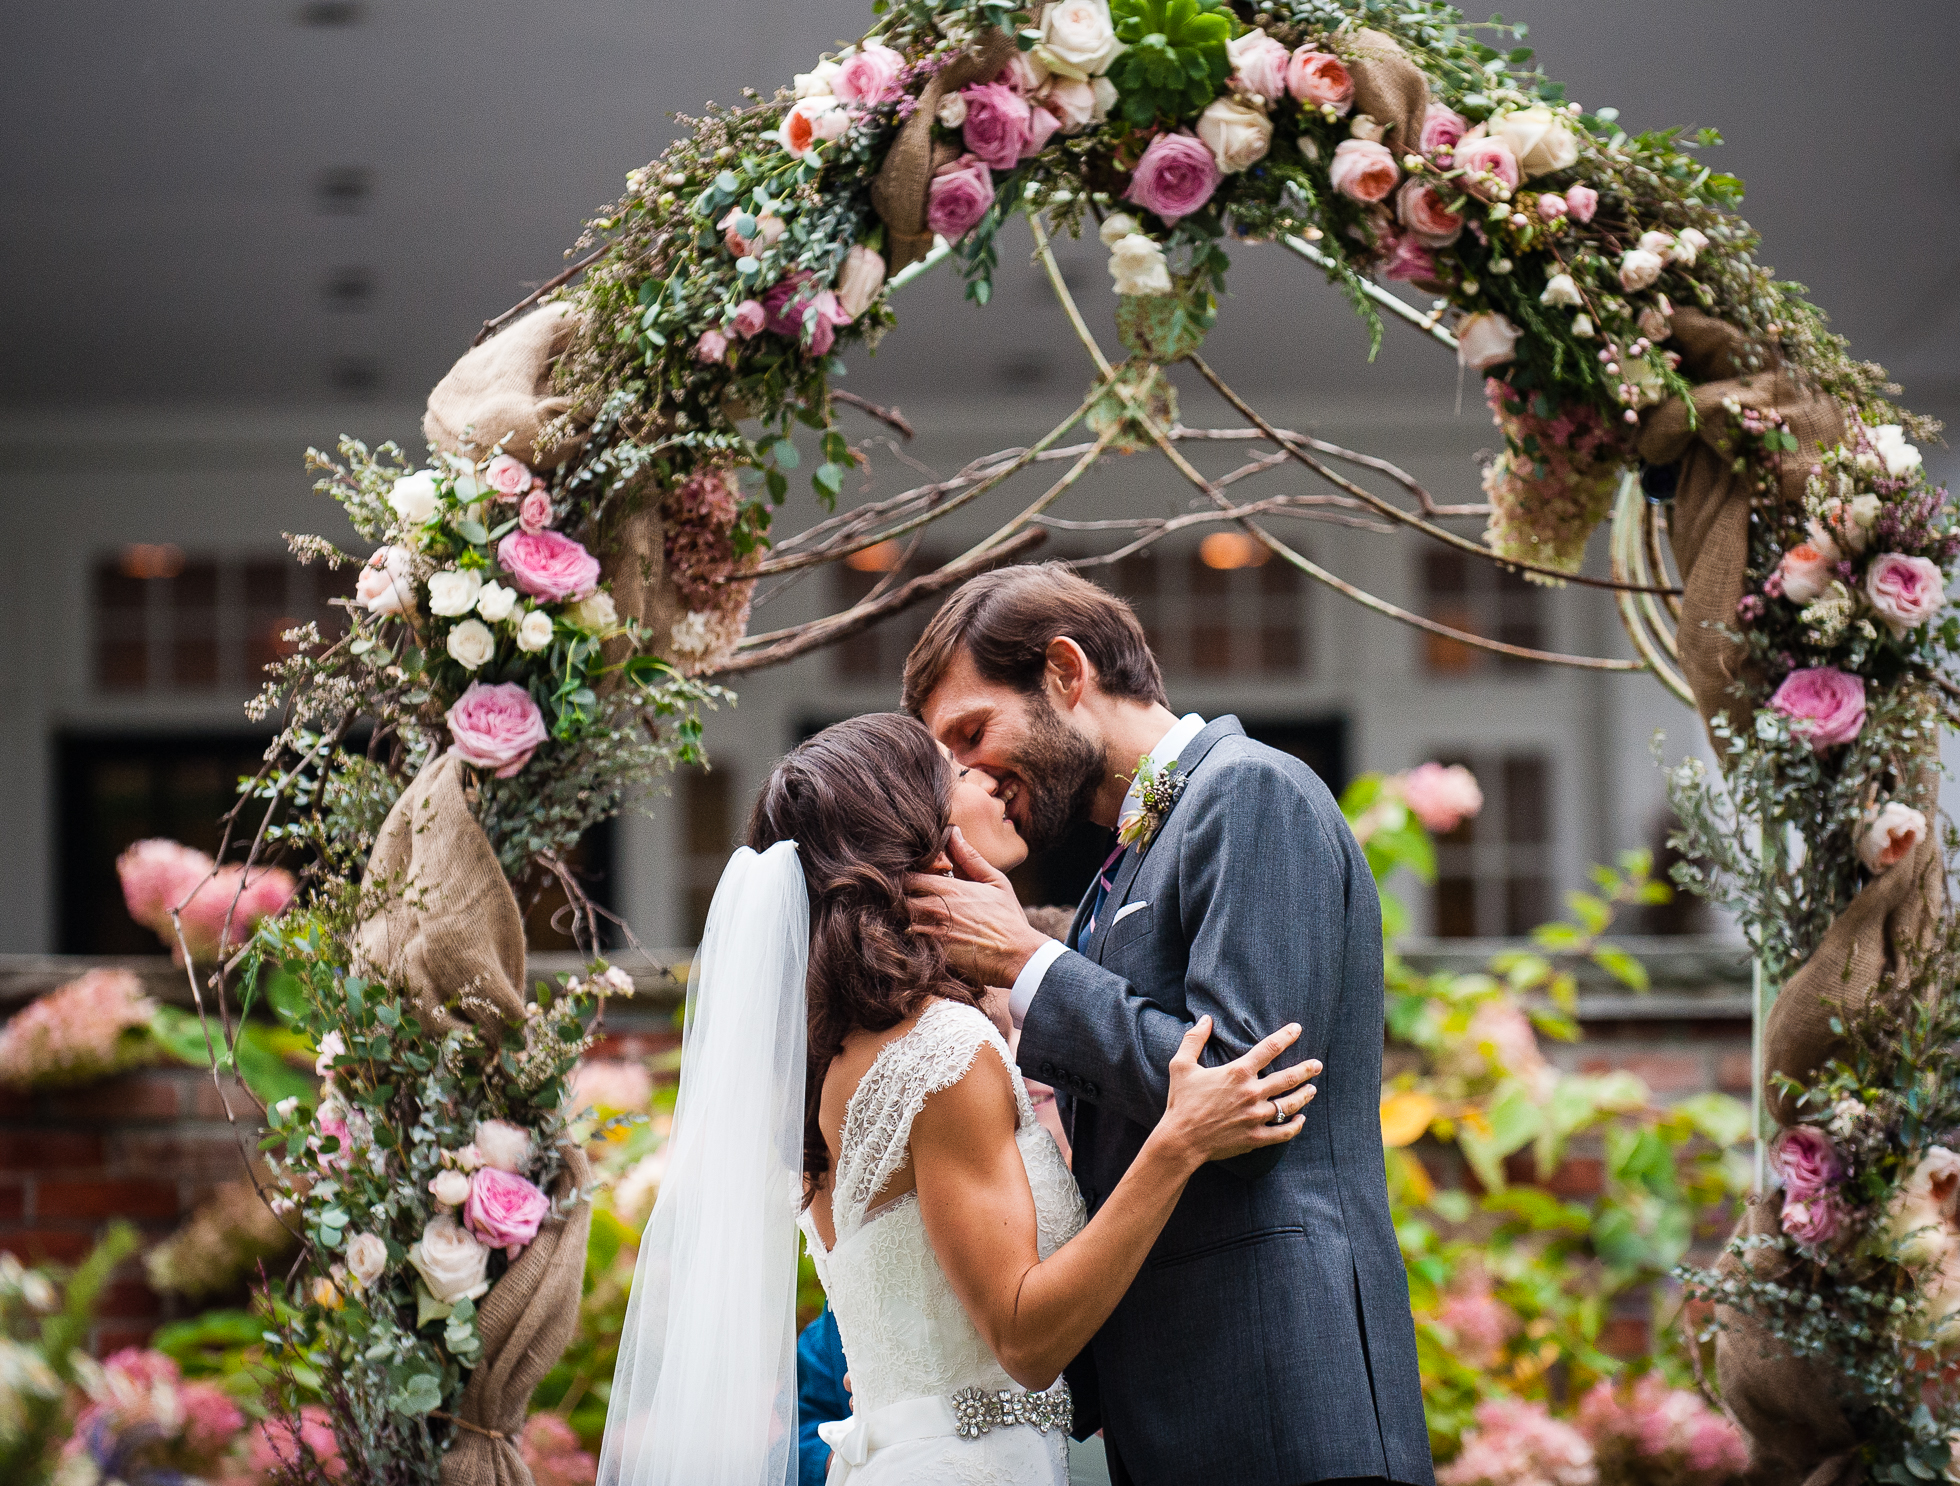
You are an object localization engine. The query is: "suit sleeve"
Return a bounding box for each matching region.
[1021,756,1355,1182]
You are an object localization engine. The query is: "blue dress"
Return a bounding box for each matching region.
[797,1308,849,1486]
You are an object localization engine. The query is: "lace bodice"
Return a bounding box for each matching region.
[801,999,1087,1418]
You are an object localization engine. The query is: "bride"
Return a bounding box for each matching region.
[598,714,1319,1486]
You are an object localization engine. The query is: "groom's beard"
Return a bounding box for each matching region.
[1010,694,1106,855]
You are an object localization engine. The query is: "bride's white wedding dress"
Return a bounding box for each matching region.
[801,998,1088,1485]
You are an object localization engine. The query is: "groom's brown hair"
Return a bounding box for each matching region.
[902,562,1168,714]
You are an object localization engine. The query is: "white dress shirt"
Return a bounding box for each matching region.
[1007,713,1206,1028]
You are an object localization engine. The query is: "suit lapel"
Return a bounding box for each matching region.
[1066,874,1098,953]
[1087,844,1146,963]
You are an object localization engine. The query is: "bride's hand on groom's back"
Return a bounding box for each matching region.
[1158,1017,1321,1165]
[906,827,1050,986]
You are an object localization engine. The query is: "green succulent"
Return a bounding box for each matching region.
[1107,0,1235,126]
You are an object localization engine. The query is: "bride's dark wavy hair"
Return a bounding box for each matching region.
[745,712,982,1202]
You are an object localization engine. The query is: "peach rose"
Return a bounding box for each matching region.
[1328,138,1398,202]
[1776,539,1838,606]
[1286,48,1353,113]
[1859,801,1928,873]
[1396,179,1462,246]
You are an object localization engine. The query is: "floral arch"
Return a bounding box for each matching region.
[187,0,1960,1482]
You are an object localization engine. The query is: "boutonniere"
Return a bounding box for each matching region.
[1117,756,1186,854]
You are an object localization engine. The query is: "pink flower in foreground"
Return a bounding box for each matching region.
[831,42,906,106]
[518,488,555,534]
[521,1412,598,1486]
[927,155,996,241]
[959,81,1032,170]
[1770,666,1866,749]
[1124,131,1221,222]
[248,1405,347,1481]
[1439,1397,1595,1486]
[730,299,767,339]
[1563,183,1599,222]
[0,969,157,1089]
[485,454,532,497]
[1866,552,1946,637]
[1577,1375,1747,1477]
[1398,762,1484,834]
[447,682,550,777]
[465,1165,552,1254]
[695,328,729,364]
[1419,102,1468,156]
[1329,138,1399,203]
[1771,1124,1846,1200]
[1286,48,1354,113]
[497,528,600,601]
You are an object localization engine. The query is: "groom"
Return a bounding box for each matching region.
[903,564,1433,1486]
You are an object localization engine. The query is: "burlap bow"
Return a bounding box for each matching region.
[425,302,587,469]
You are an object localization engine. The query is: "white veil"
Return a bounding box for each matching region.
[598,841,810,1486]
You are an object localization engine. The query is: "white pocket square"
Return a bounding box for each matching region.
[1112,901,1149,925]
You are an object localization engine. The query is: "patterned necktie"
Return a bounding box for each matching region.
[1079,843,1128,947]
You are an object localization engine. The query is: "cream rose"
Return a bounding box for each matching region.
[476,580,518,623]
[429,1168,472,1207]
[1108,234,1172,296]
[1456,311,1520,371]
[388,471,439,526]
[835,244,886,320]
[1859,801,1928,874]
[1196,97,1272,174]
[793,59,840,98]
[1868,424,1923,478]
[1883,1147,1960,1269]
[407,1213,491,1304]
[568,592,619,634]
[356,546,416,617]
[474,1118,534,1174]
[1098,212,1139,247]
[1488,105,1579,177]
[515,609,554,653]
[1539,273,1582,308]
[345,1231,388,1288]
[427,567,484,618]
[445,618,495,671]
[1618,248,1665,292]
[1035,0,1120,79]
[1040,76,1106,132]
[936,91,967,128]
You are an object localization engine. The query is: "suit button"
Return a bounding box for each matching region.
[1039,1061,1055,1078]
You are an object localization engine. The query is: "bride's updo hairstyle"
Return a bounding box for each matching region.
[746,712,984,1200]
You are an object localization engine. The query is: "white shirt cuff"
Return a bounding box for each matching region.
[1008,939,1068,1029]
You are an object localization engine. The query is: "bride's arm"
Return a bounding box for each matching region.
[911,1017,1316,1392]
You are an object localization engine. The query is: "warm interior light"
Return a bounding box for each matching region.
[120,543,186,580]
[1198,532,1268,570]
[846,540,906,573]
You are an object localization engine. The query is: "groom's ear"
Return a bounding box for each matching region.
[1043,636,1095,709]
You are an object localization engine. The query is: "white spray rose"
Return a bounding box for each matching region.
[1035,0,1120,79]
[355,546,416,616]
[1107,234,1172,296]
[568,592,619,634]
[429,1169,472,1207]
[935,90,968,127]
[474,1118,534,1174]
[427,567,484,617]
[476,580,518,623]
[314,1031,346,1078]
[1098,212,1139,247]
[793,59,840,98]
[1488,105,1579,177]
[445,618,495,671]
[1673,227,1709,265]
[1455,311,1520,371]
[1618,249,1665,292]
[1868,424,1923,478]
[388,471,439,526]
[345,1232,388,1288]
[406,1214,490,1304]
[1571,313,1595,338]
[516,609,555,653]
[1539,273,1582,307]
[1196,97,1273,174]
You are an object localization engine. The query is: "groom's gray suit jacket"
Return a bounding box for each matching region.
[1018,717,1432,1486]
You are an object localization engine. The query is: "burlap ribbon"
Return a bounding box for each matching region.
[425,302,587,469]
[870,28,1016,271]
[1636,312,1941,1485]
[1341,28,1430,154]
[440,1145,595,1486]
[354,751,527,1036]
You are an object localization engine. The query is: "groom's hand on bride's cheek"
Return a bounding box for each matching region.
[905,828,1050,986]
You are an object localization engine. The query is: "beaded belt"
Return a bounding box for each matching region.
[817,1378,1071,1480]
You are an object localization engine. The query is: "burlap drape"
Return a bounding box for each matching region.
[870,28,1016,270]
[441,1145,595,1486]
[1342,28,1430,153]
[425,302,586,469]
[354,753,593,1486]
[1636,312,1943,1486]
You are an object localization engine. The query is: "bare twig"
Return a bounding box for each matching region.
[472,244,610,347]
[831,389,915,439]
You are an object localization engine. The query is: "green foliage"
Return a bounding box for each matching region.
[150,1004,316,1108]
[1106,0,1233,124]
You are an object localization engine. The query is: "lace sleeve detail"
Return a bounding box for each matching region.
[831,1000,1033,1242]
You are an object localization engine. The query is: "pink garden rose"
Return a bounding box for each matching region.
[1024,102,1062,158]
[1770,666,1866,749]
[446,682,550,777]
[1396,179,1463,246]
[1771,1125,1846,1200]
[496,528,601,601]
[1775,538,1837,605]
[1380,235,1436,284]
[1866,552,1946,637]
[518,488,555,533]
[465,1165,551,1254]
[831,42,906,106]
[1285,48,1354,113]
[695,328,729,364]
[760,274,853,356]
[927,154,996,240]
[1453,132,1521,198]
[1328,138,1399,203]
[1535,192,1567,220]
[1125,131,1221,222]
[1398,762,1484,835]
[1418,102,1468,156]
[959,81,1032,170]
[730,298,767,339]
[484,454,531,497]
[1227,30,1289,103]
[1780,1192,1842,1246]
[1563,183,1599,222]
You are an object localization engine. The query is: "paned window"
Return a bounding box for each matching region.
[1419,548,1545,676]
[1431,752,1552,937]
